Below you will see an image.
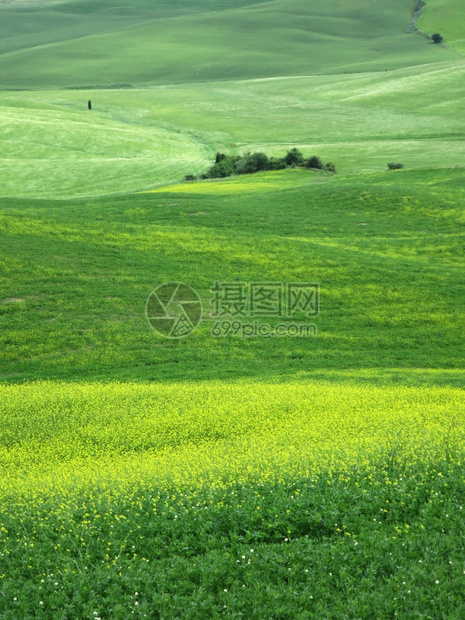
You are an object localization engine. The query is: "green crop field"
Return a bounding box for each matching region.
[0,0,464,198]
[418,0,465,53]
[1,0,465,617]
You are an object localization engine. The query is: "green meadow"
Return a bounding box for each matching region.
[2,60,465,198]
[0,0,464,198]
[0,0,455,90]
[418,0,465,53]
[1,167,465,384]
[1,0,465,617]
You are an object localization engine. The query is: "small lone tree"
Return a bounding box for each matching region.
[88,100,92,110]
[432,33,443,44]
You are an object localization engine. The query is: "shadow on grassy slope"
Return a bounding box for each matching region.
[0,169,463,386]
[0,0,457,88]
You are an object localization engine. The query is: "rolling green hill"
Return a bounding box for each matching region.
[1,169,465,617]
[1,2,465,617]
[0,0,457,89]
[1,58,465,198]
[0,0,266,57]
[0,96,211,197]
[1,168,464,384]
[418,0,465,53]
[0,0,463,198]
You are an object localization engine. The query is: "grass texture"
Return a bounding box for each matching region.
[1,1,465,616]
[0,0,456,90]
[1,58,465,197]
[1,168,464,384]
[418,0,465,54]
[1,378,464,617]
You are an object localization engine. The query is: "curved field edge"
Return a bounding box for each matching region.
[2,57,465,198]
[0,0,455,90]
[418,0,465,54]
[0,380,464,501]
[0,102,212,198]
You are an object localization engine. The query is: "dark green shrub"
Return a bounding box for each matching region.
[205,158,235,178]
[233,157,249,175]
[432,33,443,44]
[387,162,404,170]
[268,157,287,170]
[244,152,270,173]
[305,156,323,170]
[284,148,304,167]
[188,149,335,181]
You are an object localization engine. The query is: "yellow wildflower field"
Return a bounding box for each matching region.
[1,380,463,503]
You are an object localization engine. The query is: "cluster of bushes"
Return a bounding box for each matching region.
[387,162,404,170]
[185,148,336,181]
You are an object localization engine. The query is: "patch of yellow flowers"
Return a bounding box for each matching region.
[0,380,463,504]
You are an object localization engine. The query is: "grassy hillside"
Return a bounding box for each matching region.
[0,0,457,89]
[2,58,465,198]
[1,169,465,616]
[0,97,211,197]
[1,168,464,384]
[0,0,265,56]
[1,1,465,616]
[418,0,465,53]
[0,0,463,198]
